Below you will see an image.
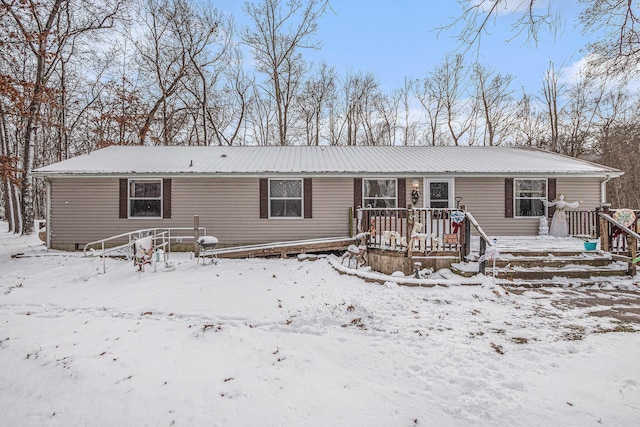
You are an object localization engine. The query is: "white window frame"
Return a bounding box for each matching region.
[268,178,303,219]
[514,178,548,218]
[128,178,163,219]
[362,178,397,209]
[423,178,455,209]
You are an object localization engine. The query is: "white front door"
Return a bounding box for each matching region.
[424,178,454,209]
[422,178,455,239]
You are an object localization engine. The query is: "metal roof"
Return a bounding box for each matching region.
[33,145,622,177]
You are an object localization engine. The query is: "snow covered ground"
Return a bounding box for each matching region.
[1,223,640,427]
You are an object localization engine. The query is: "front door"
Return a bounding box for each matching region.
[423,178,455,238]
[424,178,454,209]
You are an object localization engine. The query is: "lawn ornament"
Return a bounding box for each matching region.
[541,195,581,237]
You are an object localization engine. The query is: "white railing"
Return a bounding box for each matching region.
[83,226,206,273]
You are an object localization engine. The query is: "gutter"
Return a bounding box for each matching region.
[600,175,613,205]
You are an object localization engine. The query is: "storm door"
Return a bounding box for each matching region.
[423,178,455,238]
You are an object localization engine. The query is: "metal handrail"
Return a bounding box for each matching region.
[82,226,207,257]
[83,226,206,273]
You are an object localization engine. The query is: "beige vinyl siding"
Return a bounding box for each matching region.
[49,178,120,249]
[556,178,601,208]
[47,175,604,249]
[455,177,602,236]
[48,176,354,250]
[170,177,353,244]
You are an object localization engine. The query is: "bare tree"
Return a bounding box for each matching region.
[373,91,400,146]
[132,0,224,146]
[241,0,328,146]
[0,0,124,234]
[449,1,640,76]
[334,71,380,146]
[433,54,476,146]
[414,76,445,146]
[541,62,562,152]
[445,0,557,48]
[207,47,253,146]
[473,64,514,146]
[559,72,608,157]
[299,63,336,145]
[398,78,419,146]
[512,92,545,147]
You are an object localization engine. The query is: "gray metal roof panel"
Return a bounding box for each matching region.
[33,145,622,176]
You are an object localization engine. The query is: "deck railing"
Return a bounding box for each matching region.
[598,209,640,275]
[567,210,598,237]
[598,208,640,256]
[355,207,464,253]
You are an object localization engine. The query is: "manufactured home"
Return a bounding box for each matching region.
[33,145,622,251]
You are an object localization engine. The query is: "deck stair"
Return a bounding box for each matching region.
[452,248,631,286]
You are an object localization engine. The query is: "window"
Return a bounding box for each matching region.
[129,179,162,218]
[363,179,397,208]
[514,179,547,217]
[269,179,302,218]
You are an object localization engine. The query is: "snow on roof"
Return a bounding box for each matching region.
[33,145,622,177]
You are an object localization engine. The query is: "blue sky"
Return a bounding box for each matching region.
[217,0,590,93]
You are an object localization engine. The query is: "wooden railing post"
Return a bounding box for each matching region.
[479,238,486,275]
[599,206,610,252]
[463,214,471,258]
[628,234,637,276]
[349,207,354,237]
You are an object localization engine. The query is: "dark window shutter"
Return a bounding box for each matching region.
[119,179,128,218]
[353,178,362,217]
[303,178,312,219]
[397,178,406,208]
[547,178,556,218]
[162,179,171,219]
[505,178,514,218]
[259,178,268,219]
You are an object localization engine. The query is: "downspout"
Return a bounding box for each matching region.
[45,178,51,248]
[600,175,612,205]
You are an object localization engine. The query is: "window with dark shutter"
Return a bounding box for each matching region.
[119,179,127,219]
[353,178,362,217]
[259,179,268,219]
[163,179,171,219]
[505,178,514,218]
[397,178,406,208]
[304,178,312,219]
[547,178,556,218]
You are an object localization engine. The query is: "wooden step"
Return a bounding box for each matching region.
[493,254,612,268]
[497,275,635,289]
[489,264,628,280]
[496,249,599,257]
